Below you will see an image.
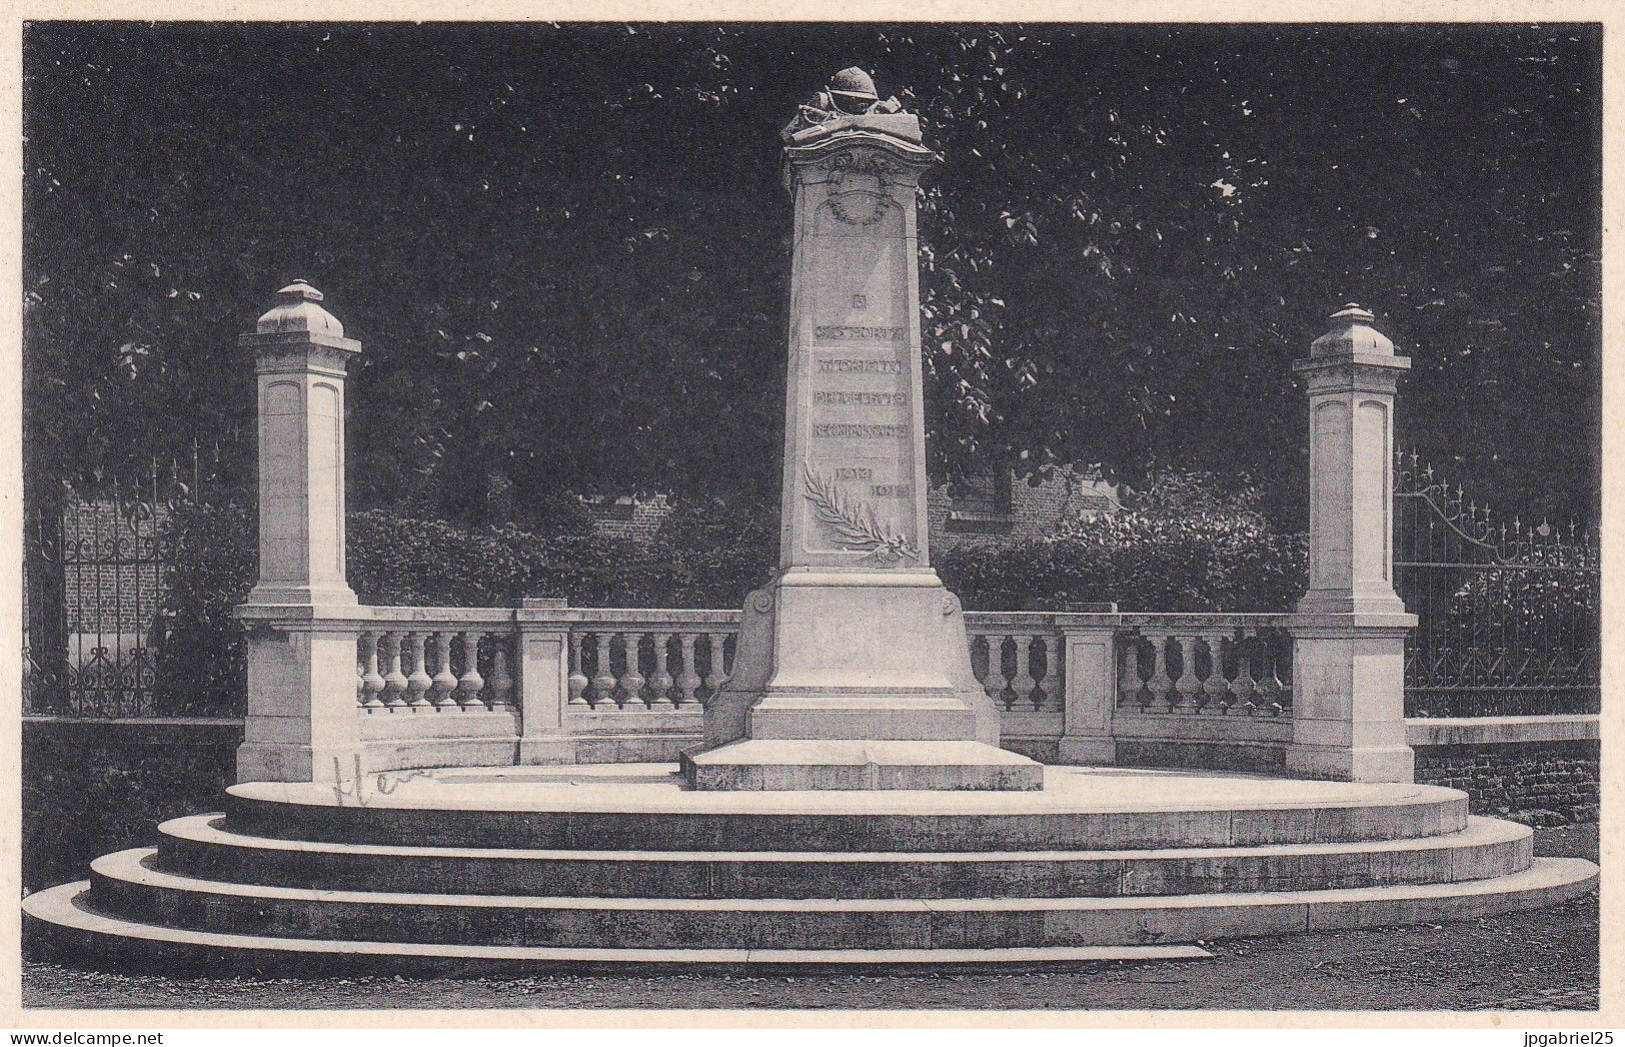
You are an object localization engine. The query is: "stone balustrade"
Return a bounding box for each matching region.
[245,605,1302,770]
[971,624,1063,713]
[1114,614,1293,716]
[567,617,737,713]
[353,609,517,714]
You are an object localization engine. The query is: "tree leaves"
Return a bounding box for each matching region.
[22,23,1600,529]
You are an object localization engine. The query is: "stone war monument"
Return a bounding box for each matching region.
[21,64,1598,977]
[681,68,1043,791]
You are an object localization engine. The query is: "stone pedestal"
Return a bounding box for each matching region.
[1285,305,1417,783]
[1286,614,1415,783]
[235,281,365,783]
[514,598,576,765]
[236,607,369,784]
[684,69,1041,791]
[1056,621,1119,765]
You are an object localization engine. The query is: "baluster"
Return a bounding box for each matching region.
[1118,634,1145,707]
[1033,634,1057,711]
[1274,642,1293,714]
[648,632,675,710]
[457,631,485,708]
[1232,640,1258,714]
[1173,635,1202,711]
[592,632,618,710]
[676,633,701,706]
[567,631,589,708]
[982,635,1009,706]
[382,632,408,709]
[1144,634,1173,710]
[1010,635,1036,709]
[1259,640,1287,716]
[405,632,433,708]
[1204,634,1232,713]
[432,631,460,708]
[359,632,385,709]
[704,632,728,700]
[621,632,647,710]
[355,645,366,709]
[487,636,513,710]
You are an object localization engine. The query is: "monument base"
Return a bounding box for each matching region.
[679,738,1043,791]
[1285,743,1416,784]
[688,570,1043,791]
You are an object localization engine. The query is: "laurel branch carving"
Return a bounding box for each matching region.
[802,463,918,566]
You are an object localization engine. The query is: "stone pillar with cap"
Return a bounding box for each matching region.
[1285,304,1418,783]
[241,280,362,609]
[234,280,367,783]
[680,69,1041,791]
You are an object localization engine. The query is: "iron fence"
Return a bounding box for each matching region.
[24,447,249,718]
[1393,452,1599,718]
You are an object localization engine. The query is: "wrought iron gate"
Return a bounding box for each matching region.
[23,450,246,718]
[1393,452,1599,718]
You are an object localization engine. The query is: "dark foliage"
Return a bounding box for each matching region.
[938,469,1308,612]
[346,511,633,607]
[152,500,256,716]
[155,470,1307,683]
[22,23,1601,531]
[639,497,780,607]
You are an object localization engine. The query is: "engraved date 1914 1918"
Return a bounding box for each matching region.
[802,463,917,566]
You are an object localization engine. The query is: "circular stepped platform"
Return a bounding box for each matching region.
[225,764,1471,851]
[155,813,1533,899]
[23,764,1598,974]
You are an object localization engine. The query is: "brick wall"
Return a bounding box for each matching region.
[582,494,672,546]
[56,499,171,635]
[1414,740,1599,826]
[928,467,1119,552]
[22,719,241,891]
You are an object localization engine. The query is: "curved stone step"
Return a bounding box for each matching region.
[225,767,1470,853]
[85,847,1594,951]
[157,814,1532,900]
[22,882,1215,975]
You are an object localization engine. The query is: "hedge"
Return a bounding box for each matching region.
[147,471,1310,714]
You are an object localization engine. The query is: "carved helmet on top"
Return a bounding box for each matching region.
[828,67,879,114]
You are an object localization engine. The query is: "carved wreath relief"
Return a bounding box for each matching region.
[824,152,901,226]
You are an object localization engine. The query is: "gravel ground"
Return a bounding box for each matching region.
[20,824,1599,1012]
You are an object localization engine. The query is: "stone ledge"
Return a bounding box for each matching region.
[23,716,244,745]
[1407,715,1599,747]
[680,739,1045,791]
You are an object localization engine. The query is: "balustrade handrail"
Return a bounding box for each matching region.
[271,601,1306,724]
[361,606,518,629]
[529,607,742,626]
[247,603,1307,630]
[1115,612,1295,631]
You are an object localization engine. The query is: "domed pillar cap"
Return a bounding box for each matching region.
[1310,302,1395,358]
[255,279,347,338]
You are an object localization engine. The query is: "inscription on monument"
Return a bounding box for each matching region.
[817,358,904,374]
[812,423,907,438]
[814,325,906,342]
[801,342,917,562]
[813,391,908,406]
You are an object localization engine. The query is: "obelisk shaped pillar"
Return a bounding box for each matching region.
[777,115,934,573]
[681,69,1042,791]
